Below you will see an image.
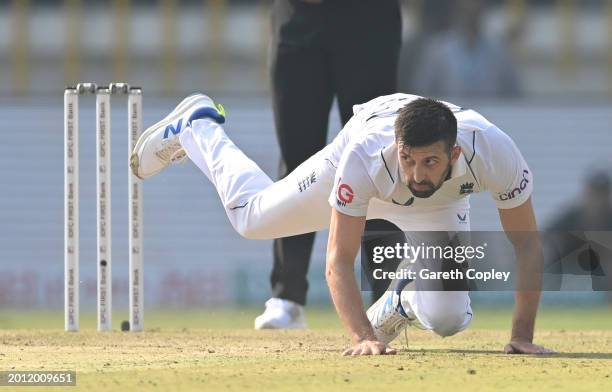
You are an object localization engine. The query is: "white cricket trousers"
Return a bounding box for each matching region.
[180,119,472,337]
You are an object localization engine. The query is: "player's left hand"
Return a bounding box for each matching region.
[504,340,555,355]
[342,340,397,356]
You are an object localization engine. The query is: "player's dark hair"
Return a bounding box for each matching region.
[394,98,457,150]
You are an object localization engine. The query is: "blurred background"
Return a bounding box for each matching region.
[0,0,611,316]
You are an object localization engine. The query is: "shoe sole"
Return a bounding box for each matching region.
[130,93,213,179]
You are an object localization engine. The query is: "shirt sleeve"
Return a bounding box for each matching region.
[328,146,377,217]
[481,126,534,209]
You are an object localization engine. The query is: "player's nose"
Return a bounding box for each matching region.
[412,166,427,183]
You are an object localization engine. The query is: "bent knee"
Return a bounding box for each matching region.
[236,227,257,240]
[420,309,471,338]
[235,223,266,240]
[432,318,469,337]
[233,218,276,240]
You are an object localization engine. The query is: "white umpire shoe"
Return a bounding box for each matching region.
[366,287,418,344]
[254,298,307,330]
[130,93,226,179]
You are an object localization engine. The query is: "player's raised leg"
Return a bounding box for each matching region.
[179,118,335,239]
[131,94,335,240]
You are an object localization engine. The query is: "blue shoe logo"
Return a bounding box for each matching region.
[381,294,394,316]
[393,291,409,318]
[163,119,183,139]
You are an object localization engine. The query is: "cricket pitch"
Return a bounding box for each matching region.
[1,308,610,391]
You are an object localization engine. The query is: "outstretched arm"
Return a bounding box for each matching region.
[498,197,554,354]
[326,209,396,356]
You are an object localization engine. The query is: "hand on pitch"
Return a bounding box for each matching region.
[342,340,397,356]
[504,340,555,355]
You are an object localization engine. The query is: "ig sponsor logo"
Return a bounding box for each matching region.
[336,178,354,207]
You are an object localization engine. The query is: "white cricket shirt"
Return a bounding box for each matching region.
[326,94,533,216]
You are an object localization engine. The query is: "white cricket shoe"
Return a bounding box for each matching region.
[130,93,226,179]
[254,298,307,330]
[366,289,417,344]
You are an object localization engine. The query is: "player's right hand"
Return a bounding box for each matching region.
[342,340,396,356]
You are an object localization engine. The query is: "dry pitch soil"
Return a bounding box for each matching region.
[0,308,611,391]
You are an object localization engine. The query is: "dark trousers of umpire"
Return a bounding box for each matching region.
[269,0,402,306]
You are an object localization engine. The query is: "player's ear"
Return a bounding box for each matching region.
[450,145,461,164]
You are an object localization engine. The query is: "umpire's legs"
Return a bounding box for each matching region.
[269,22,333,305]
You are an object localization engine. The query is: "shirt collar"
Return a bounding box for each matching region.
[450,149,467,178]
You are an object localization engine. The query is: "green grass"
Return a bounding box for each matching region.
[1,305,610,331]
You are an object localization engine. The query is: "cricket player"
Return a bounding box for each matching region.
[131,93,553,356]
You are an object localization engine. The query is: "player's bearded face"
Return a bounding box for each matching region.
[397,141,457,198]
